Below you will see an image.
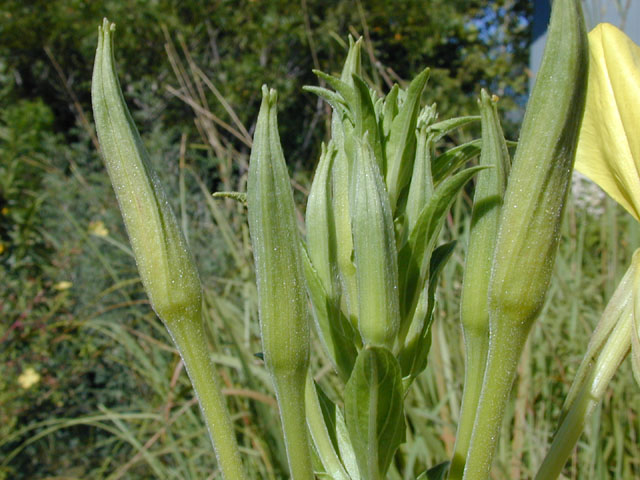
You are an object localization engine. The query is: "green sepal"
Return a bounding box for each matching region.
[340,36,363,84]
[332,144,359,324]
[561,252,636,418]
[247,85,313,479]
[344,346,405,480]
[307,142,339,298]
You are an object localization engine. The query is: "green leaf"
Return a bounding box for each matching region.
[303,86,353,124]
[431,139,482,184]
[428,115,480,143]
[416,461,450,480]
[399,166,484,318]
[385,67,429,210]
[344,346,405,480]
[305,377,353,480]
[381,84,400,141]
[352,75,384,169]
[314,70,357,111]
[339,36,363,84]
[302,244,358,380]
[405,119,435,234]
[398,241,456,382]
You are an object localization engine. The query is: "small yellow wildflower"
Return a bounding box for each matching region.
[18,368,41,389]
[54,281,73,291]
[1,207,8,215]
[0,243,5,255]
[88,220,109,237]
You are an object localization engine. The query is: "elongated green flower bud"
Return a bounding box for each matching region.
[92,19,201,324]
[350,135,400,348]
[92,20,246,479]
[461,1,588,479]
[489,4,587,329]
[247,86,313,479]
[449,90,510,480]
[248,85,310,378]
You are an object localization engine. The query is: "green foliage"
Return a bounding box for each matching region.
[5,2,640,480]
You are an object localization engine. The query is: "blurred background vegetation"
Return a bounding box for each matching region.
[2,1,639,479]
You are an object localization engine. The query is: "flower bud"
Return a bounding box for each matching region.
[247,86,310,378]
[92,19,201,326]
[350,135,400,348]
[247,85,313,479]
[488,0,588,329]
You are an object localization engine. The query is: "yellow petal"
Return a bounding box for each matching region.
[575,23,640,221]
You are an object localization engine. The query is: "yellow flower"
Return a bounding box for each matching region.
[0,243,4,254]
[1,207,8,215]
[54,281,73,291]
[575,23,640,221]
[18,368,41,389]
[88,220,109,237]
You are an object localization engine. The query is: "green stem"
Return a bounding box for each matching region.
[171,317,247,480]
[534,314,631,480]
[461,322,528,480]
[448,331,489,480]
[274,374,315,479]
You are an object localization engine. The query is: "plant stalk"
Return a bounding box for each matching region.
[171,316,247,480]
[461,321,529,480]
[274,375,315,480]
[448,330,489,480]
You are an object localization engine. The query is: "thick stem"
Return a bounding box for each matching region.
[274,374,315,480]
[448,331,489,480]
[461,322,528,480]
[171,317,247,480]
